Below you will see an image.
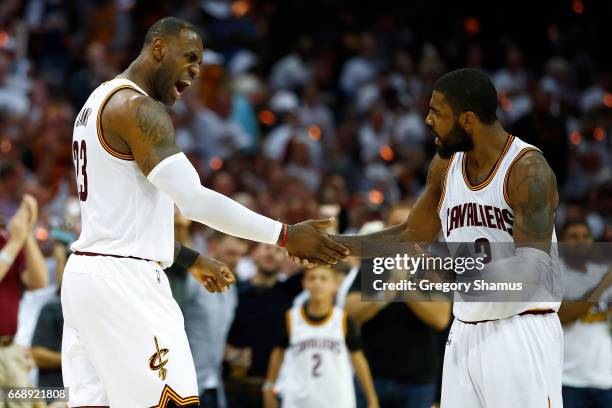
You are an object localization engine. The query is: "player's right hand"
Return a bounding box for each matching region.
[189,256,236,293]
[284,218,349,266]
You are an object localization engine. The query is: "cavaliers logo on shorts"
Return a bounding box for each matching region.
[149,336,170,380]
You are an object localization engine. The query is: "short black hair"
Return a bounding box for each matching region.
[560,218,591,237]
[143,17,201,46]
[433,68,498,124]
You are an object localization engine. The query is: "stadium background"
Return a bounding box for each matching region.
[0,0,611,407]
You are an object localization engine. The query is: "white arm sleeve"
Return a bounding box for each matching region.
[457,246,561,302]
[147,153,283,244]
[481,247,552,283]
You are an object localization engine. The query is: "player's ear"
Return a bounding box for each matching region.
[151,37,167,61]
[460,111,476,131]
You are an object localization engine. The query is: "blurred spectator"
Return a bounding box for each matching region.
[0,196,48,395]
[283,137,321,192]
[345,204,451,408]
[340,33,382,98]
[0,50,29,116]
[494,45,532,124]
[225,243,304,408]
[269,36,313,91]
[358,102,393,164]
[69,41,119,109]
[298,82,336,149]
[510,84,569,186]
[176,82,250,172]
[185,231,248,407]
[557,220,612,408]
[263,90,322,172]
[31,242,65,396]
[0,160,25,218]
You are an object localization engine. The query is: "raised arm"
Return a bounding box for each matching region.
[103,91,347,265]
[506,150,558,250]
[331,155,448,257]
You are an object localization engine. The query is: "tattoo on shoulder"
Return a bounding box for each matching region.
[514,153,556,238]
[135,99,173,145]
[517,176,551,236]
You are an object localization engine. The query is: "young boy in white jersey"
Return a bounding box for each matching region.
[263,265,379,408]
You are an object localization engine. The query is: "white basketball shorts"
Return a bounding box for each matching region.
[61,253,199,407]
[440,312,563,408]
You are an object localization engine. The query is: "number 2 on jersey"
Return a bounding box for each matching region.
[72,140,88,201]
[312,353,322,377]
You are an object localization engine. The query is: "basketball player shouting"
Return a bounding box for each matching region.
[63,17,347,407]
[294,68,563,407]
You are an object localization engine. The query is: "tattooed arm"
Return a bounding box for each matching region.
[461,151,561,300]
[102,90,180,175]
[506,150,558,251]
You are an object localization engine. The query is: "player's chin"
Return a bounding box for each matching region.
[161,87,180,106]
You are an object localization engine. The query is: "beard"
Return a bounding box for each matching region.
[434,121,474,159]
[151,64,176,105]
[257,264,280,277]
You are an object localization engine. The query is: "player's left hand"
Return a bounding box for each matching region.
[189,256,236,293]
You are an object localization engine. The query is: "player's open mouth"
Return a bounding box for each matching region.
[173,80,192,100]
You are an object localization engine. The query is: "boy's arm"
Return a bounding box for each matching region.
[263,310,290,407]
[351,351,379,408]
[263,347,285,408]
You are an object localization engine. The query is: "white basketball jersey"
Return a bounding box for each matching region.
[438,135,561,321]
[70,78,174,266]
[281,306,355,408]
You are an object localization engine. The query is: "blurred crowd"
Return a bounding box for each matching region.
[0,0,611,407]
[0,0,611,241]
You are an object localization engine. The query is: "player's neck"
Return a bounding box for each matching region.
[465,122,509,170]
[119,56,156,98]
[306,297,333,317]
